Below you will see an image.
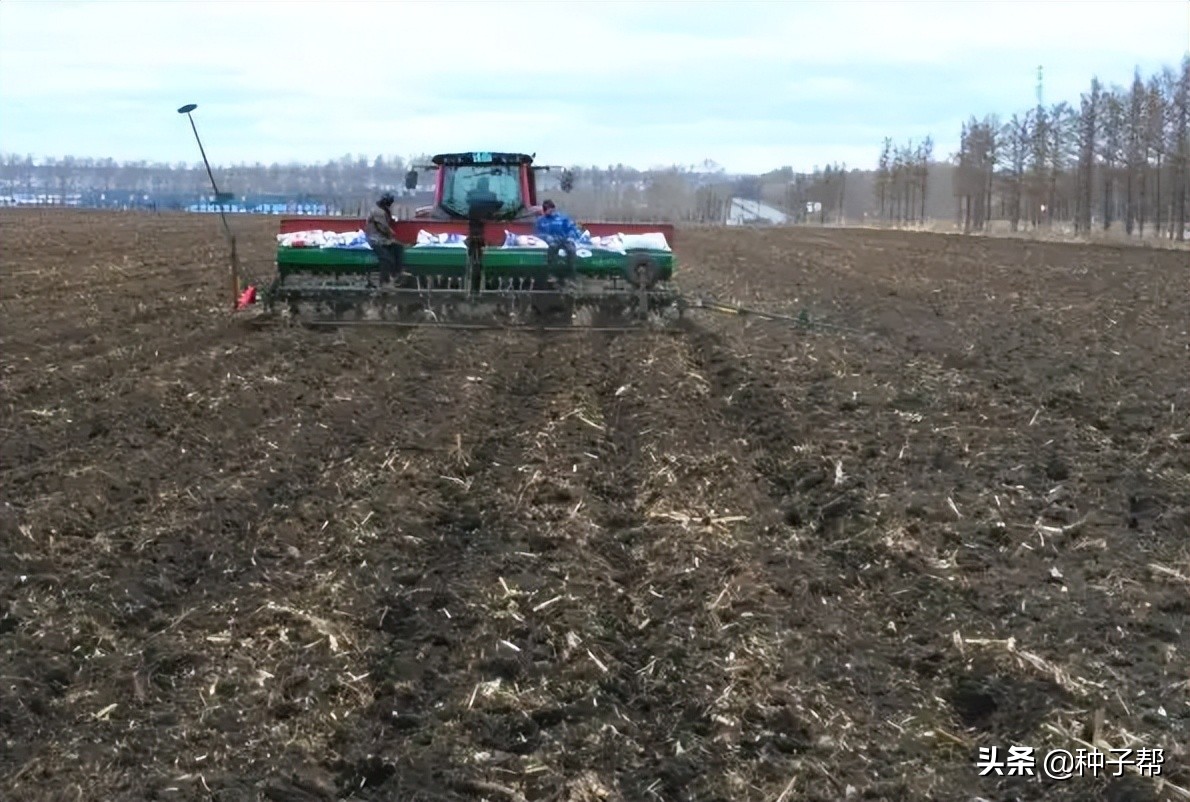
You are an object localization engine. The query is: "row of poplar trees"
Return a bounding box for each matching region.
[873,137,933,225]
[950,58,1189,239]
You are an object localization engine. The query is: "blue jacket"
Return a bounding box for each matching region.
[535,211,582,242]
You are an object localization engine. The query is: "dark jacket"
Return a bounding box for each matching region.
[365,204,397,246]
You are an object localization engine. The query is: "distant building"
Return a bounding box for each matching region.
[726,197,788,225]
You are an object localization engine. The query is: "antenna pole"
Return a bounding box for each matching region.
[177,103,241,307]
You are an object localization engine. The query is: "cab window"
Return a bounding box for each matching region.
[441,166,523,216]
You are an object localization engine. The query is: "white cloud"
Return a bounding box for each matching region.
[1,0,1185,173]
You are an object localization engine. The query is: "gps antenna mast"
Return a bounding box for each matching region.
[177,103,241,308]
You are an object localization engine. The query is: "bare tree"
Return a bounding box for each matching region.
[916,136,933,222]
[955,119,997,231]
[1100,89,1126,231]
[885,141,923,224]
[894,145,904,221]
[876,138,892,220]
[694,185,727,222]
[1027,103,1048,226]
[1173,55,1190,241]
[1045,102,1076,226]
[1003,113,1030,230]
[1125,69,1148,234]
[1076,78,1101,233]
[1147,75,1167,236]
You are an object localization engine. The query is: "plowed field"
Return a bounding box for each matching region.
[2,209,1188,802]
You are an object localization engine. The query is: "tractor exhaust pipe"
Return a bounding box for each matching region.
[177,103,241,308]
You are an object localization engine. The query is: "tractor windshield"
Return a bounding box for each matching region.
[440,165,524,218]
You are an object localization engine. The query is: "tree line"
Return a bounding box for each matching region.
[0,153,434,201]
[2,57,1186,235]
[0,153,724,206]
[0,152,744,221]
[874,137,933,224]
[940,57,1188,239]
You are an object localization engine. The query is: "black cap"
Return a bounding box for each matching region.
[379,192,395,206]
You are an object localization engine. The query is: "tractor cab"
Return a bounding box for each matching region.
[407,152,571,221]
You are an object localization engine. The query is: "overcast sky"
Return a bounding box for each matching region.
[1,0,1186,174]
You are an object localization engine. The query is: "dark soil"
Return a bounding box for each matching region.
[2,209,1187,801]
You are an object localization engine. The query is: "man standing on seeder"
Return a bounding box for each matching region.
[535,199,582,277]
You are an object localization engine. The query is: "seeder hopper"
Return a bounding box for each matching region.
[260,152,684,330]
